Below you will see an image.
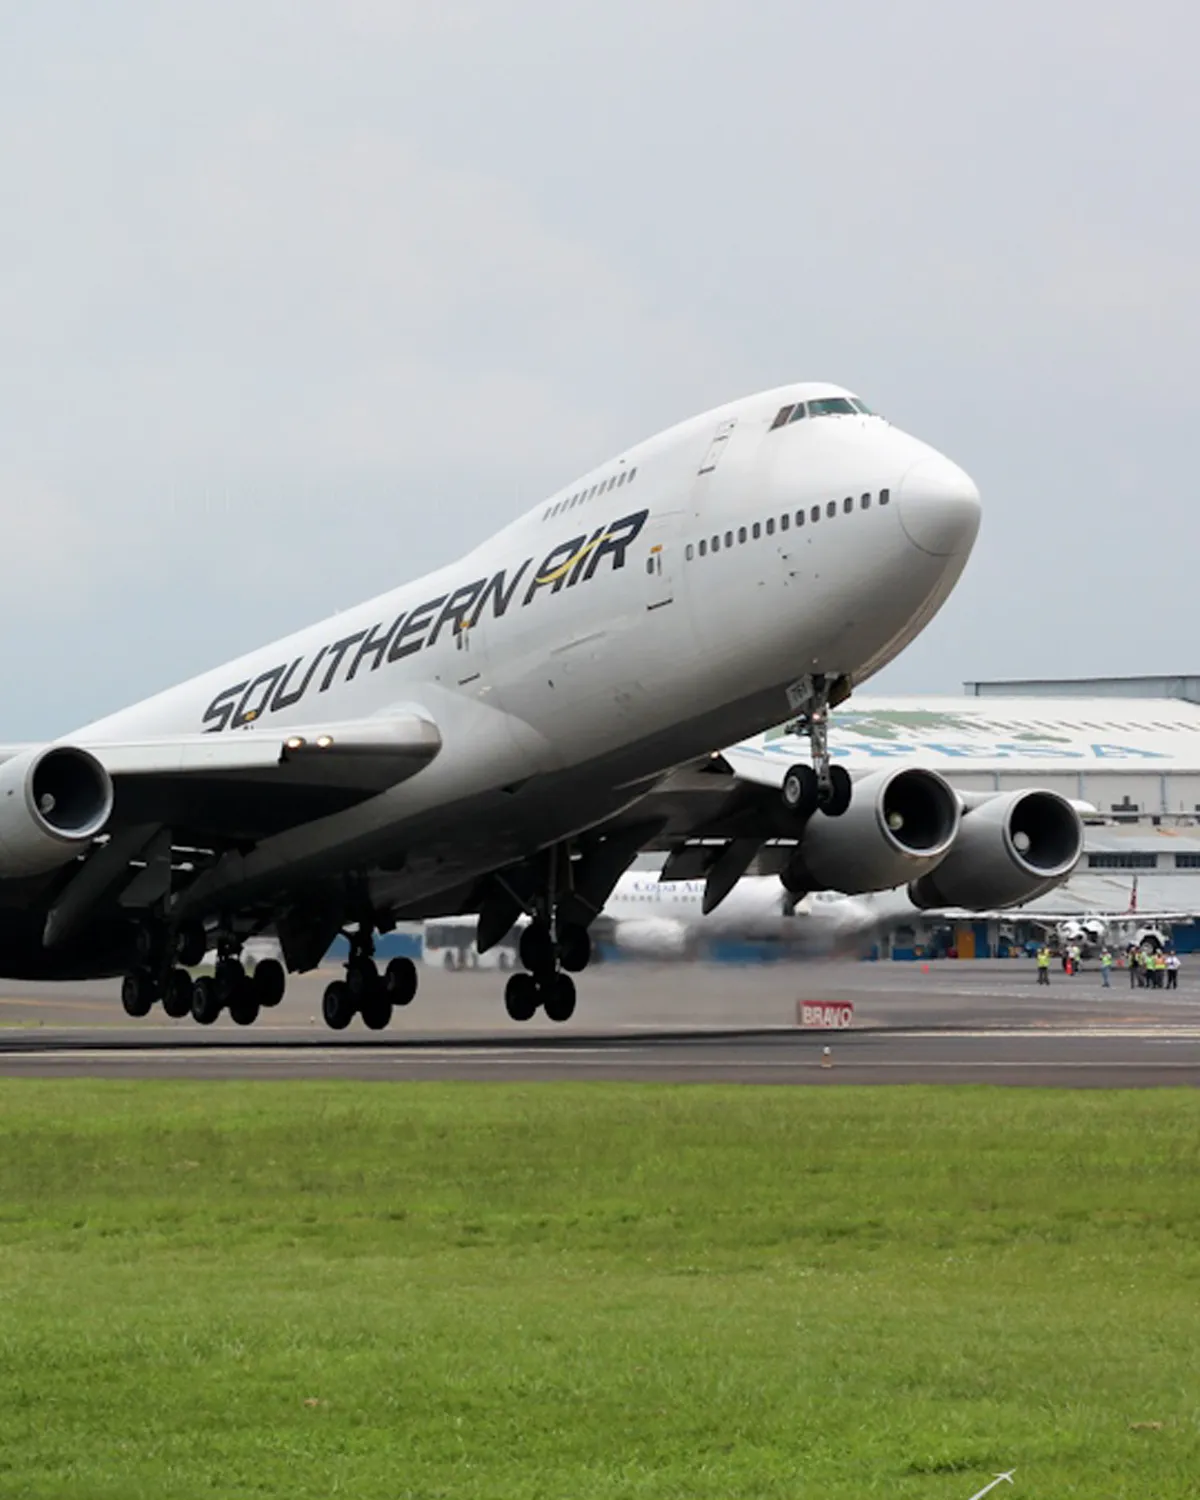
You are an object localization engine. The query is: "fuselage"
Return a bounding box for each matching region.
[71,381,981,921]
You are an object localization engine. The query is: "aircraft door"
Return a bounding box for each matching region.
[641,511,679,610]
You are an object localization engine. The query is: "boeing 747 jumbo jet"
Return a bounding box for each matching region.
[0,383,982,1027]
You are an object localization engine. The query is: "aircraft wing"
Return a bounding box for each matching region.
[89,712,442,843]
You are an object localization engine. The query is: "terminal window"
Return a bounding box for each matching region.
[1086,853,1158,869]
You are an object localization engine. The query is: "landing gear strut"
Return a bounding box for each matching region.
[502,859,591,1023]
[321,926,418,1032]
[782,673,852,820]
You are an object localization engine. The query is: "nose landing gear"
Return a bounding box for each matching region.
[782,673,853,821]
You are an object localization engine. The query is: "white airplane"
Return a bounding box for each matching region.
[0,380,983,1028]
[594,872,905,957]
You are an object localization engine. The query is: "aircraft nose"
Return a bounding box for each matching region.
[896,455,981,557]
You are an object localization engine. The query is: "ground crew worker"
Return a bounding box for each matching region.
[1129,946,1139,988]
[1070,942,1082,975]
[1036,946,1051,985]
[1167,951,1181,990]
[1155,950,1168,988]
[1100,948,1113,988]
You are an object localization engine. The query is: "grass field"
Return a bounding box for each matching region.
[0,1082,1197,1498]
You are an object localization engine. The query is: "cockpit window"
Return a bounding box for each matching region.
[807,397,857,417]
[787,403,806,422]
[849,397,874,414]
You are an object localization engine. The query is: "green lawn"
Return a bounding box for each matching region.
[0,1083,1196,1498]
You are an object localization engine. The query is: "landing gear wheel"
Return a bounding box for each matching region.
[213,959,245,1008]
[542,971,577,1024]
[557,924,591,974]
[228,980,260,1027]
[252,957,286,1008]
[163,967,194,1019]
[819,764,853,817]
[191,975,221,1026]
[346,957,380,1003]
[361,994,393,1031]
[384,956,418,1007]
[174,921,208,968]
[504,971,540,1022]
[322,980,355,1031]
[519,921,555,976]
[782,764,819,819]
[121,968,156,1018]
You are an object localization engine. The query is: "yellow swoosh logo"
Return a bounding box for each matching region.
[535,533,606,585]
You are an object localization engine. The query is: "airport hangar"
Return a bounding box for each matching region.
[819,677,1200,957]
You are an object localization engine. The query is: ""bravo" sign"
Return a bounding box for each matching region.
[798,1002,854,1029]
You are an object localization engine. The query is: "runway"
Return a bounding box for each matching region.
[1,958,1198,1085]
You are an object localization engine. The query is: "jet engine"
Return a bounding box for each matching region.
[782,767,961,895]
[908,789,1082,911]
[0,745,114,877]
[612,918,690,958]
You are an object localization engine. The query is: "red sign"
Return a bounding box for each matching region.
[798,1001,855,1029]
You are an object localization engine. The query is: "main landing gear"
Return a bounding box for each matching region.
[503,917,590,1024]
[119,921,289,1027]
[321,929,417,1033]
[781,673,852,821]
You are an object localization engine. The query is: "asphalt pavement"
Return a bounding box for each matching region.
[1,956,1197,1086]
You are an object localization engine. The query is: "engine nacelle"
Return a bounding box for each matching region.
[613,918,691,958]
[782,767,961,895]
[908,788,1082,911]
[0,745,114,877]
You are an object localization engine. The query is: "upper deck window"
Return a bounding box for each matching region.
[807,397,857,418]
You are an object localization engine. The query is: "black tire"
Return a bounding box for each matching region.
[121,968,156,1018]
[228,980,260,1027]
[557,924,591,974]
[174,921,208,968]
[504,971,540,1022]
[213,959,244,1008]
[252,957,286,1008]
[519,921,555,976]
[782,764,819,818]
[384,956,418,1006]
[322,980,354,1031]
[542,971,577,1024]
[346,957,380,1002]
[162,967,194,1019]
[361,994,393,1032]
[819,764,853,817]
[191,976,221,1026]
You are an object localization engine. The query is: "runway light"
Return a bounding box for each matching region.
[316,734,334,749]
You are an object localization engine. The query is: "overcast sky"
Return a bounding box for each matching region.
[2,2,1198,737]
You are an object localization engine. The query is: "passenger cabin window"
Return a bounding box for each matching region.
[879,487,890,505]
[826,501,836,518]
[685,544,693,560]
[712,535,720,552]
[843,496,853,514]
[780,513,789,531]
[807,397,857,417]
[861,493,871,509]
[752,522,761,539]
[766,517,775,535]
[699,538,707,556]
[795,509,804,527]
[811,505,820,523]
[738,526,747,543]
